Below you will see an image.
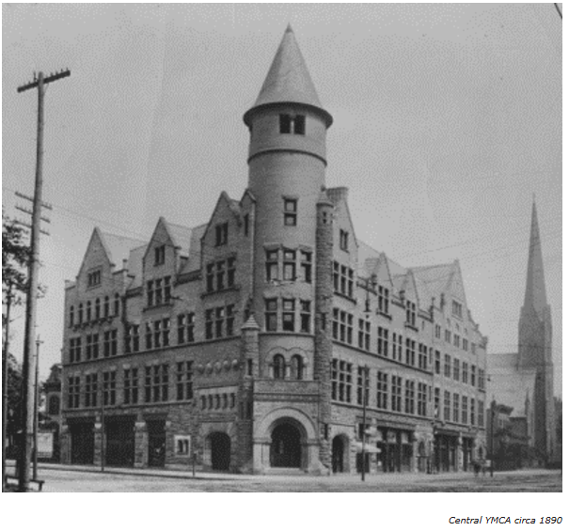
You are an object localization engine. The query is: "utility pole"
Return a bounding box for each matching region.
[33,335,43,481]
[490,399,496,478]
[16,68,70,492]
[2,282,14,490]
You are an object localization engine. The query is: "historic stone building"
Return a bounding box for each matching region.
[60,26,488,474]
[487,201,556,467]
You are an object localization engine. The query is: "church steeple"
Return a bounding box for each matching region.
[523,198,548,316]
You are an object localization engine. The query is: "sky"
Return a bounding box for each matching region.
[2,3,562,397]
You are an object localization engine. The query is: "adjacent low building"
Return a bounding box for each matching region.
[60,26,488,474]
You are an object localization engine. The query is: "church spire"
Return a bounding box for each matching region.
[244,25,332,128]
[523,198,548,315]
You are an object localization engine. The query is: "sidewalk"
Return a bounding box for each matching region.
[6,459,558,484]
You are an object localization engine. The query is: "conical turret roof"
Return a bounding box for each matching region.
[244,25,332,127]
[523,199,548,315]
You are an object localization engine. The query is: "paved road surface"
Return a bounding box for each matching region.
[5,463,562,492]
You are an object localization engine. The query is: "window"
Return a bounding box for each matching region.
[176,361,194,401]
[69,305,75,327]
[78,303,83,324]
[94,298,101,320]
[176,314,189,344]
[443,391,451,421]
[243,213,249,236]
[392,333,403,362]
[284,199,297,226]
[333,261,339,292]
[291,355,303,380]
[391,376,402,412]
[226,305,235,336]
[69,337,82,363]
[103,329,118,358]
[145,322,153,350]
[462,338,469,352]
[67,376,80,409]
[104,296,109,318]
[283,249,296,281]
[453,334,460,348]
[155,245,165,265]
[339,229,349,251]
[332,308,353,344]
[300,301,311,333]
[48,396,60,416]
[124,368,139,405]
[444,354,451,377]
[126,324,140,354]
[377,371,389,409]
[435,325,441,339]
[215,222,229,246]
[331,359,352,403]
[462,396,468,424]
[357,319,370,351]
[294,114,305,134]
[273,354,286,380]
[377,326,388,356]
[227,258,236,287]
[434,388,441,419]
[301,251,312,282]
[282,299,295,331]
[405,301,416,327]
[445,329,451,343]
[86,301,92,322]
[462,362,468,384]
[453,358,460,381]
[357,367,370,406]
[215,307,225,338]
[453,393,460,423]
[216,261,225,291]
[145,364,169,403]
[405,338,416,366]
[478,369,486,390]
[418,343,428,370]
[85,374,98,408]
[470,398,476,426]
[87,269,101,287]
[452,300,462,319]
[265,299,277,332]
[478,400,485,427]
[103,371,116,406]
[280,113,305,135]
[404,380,415,414]
[471,365,476,387]
[86,333,99,360]
[266,250,279,282]
[377,285,390,315]
[434,350,441,374]
[114,293,121,316]
[333,262,354,298]
[206,263,215,292]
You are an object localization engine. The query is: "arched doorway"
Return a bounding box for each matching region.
[210,432,231,471]
[270,422,301,468]
[332,435,347,473]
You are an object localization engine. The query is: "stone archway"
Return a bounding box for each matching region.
[270,422,302,468]
[254,407,319,473]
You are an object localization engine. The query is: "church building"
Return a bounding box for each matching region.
[60,27,488,474]
[487,201,556,467]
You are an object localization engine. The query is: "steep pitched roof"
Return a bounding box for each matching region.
[244,25,332,127]
[523,200,548,315]
[164,221,194,258]
[99,230,146,269]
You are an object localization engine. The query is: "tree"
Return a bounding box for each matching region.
[5,353,23,457]
[2,213,31,306]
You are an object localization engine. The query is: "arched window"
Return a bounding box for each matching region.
[291,355,304,380]
[69,306,74,327]
[78,303,83,324]
[86,301,92,322]
[48,395,60,416]
[114,293,120,316]
[95,298,101,319]
[104,296,110,318]
[273,354,286,380]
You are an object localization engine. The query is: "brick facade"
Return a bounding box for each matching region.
[60,26,487,475]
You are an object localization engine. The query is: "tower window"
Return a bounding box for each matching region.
[340,229,349,251]
[279,114,306,135]
[294,115,305,135]
[284,198,297,226]
[215,222,228,246]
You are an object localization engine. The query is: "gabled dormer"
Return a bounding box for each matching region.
[77,227,114,293]
[399,270,420,331]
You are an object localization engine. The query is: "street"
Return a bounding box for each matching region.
[5,463,562,492]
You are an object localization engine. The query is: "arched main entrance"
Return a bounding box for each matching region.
[210,432,231,471]
[332,435,347,473]
[270,422,301,468]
